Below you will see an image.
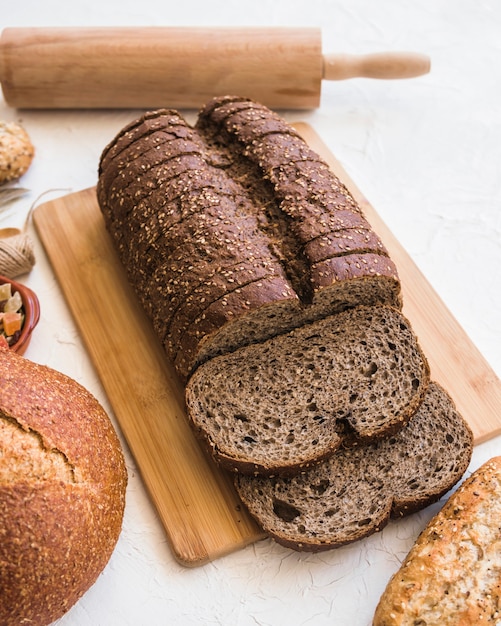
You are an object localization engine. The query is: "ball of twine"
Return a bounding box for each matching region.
[0,232,36,277]
[0,188,71,279]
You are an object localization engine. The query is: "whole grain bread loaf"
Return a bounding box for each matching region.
[234,382,473,551]
[185,305,430,475]
[97,97,401,380]
[0,349,127,626]
[373,455,500,626]
[95,96,473,557]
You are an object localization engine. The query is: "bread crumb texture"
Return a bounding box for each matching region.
[373,456,501,626]
[186,305,431,475]
[0,349,127,626]
[234,382,472,551]
[0,121,35,183]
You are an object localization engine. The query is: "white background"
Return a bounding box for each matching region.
[2,1,500,625]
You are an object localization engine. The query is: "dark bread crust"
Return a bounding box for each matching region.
[303,227,389,263]
[311,253,399,288]
[97,97,402,380]
[100,135,205,201]
[99,108,185,171]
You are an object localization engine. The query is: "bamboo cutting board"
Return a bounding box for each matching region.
[33,123,501,567]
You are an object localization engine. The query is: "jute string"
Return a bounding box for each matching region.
[0,232,36,277]
[0,188,70,279]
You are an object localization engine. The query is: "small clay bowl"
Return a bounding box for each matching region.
[0,275,40,355]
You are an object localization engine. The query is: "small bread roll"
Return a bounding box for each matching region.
[0,349,127,626]
[373,457,501,625]
[0,120,35,183]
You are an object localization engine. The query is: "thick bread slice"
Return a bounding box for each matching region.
[303,227,389,263]
[174,275,300,374]
[185,305,430,475]
[373,455,500,626]
[234,382,473,552]
[174,255,401,380]
[311,253,398,290]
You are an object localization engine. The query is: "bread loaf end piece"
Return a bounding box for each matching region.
[235,382,473,551]
[0,349,127,626]
[373,456,501,626]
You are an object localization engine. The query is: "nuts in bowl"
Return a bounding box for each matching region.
[0,275,39,355]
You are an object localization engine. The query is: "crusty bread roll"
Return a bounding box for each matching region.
[0,349,127,626]
[373,456,501,625]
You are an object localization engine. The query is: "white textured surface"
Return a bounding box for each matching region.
[2,1,501,625]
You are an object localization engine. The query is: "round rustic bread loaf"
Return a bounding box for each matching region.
[0,348,127,626]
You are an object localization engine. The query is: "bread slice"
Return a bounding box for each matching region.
[185,305,430,475]
[174,258,400,380]
[373,455,500,625]
[303,227,389,263]
[173,274,302,373]
[234,382,473,552]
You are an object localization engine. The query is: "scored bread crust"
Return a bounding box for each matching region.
[99,108,187,172]
[97,97,402,380]
[234,382,473,551]
[0,349,127,626]
[373,456,501,626]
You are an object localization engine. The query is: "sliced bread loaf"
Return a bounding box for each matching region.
[185,305,430,475]
[234,382,473,551]
[97,101,402,381]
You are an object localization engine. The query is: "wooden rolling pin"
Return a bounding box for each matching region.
[0,27,430,110]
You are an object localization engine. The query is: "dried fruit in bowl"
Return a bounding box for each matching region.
[0,276,39,354]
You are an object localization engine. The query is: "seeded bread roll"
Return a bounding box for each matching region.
[373,455,501,626]
[97,97,401,380]
[0,120,35,183]
[185,305,430,475]
[234,382,473,551]
[0,349,127,626]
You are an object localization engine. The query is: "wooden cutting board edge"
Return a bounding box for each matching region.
[32,122,501,567]
[32,187,266,568]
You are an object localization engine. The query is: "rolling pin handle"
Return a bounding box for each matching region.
[323,52,431,81]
